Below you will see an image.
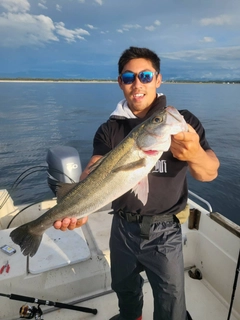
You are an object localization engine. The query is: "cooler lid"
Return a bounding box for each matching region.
[29,226,91,274]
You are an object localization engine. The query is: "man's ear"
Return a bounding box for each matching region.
[118,75,124,90]
[156,73,162,88]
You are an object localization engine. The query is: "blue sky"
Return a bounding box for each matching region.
[0,0,240,80]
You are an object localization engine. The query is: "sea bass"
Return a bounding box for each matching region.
[10,106,188,257]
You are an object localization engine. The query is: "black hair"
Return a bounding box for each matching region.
[118,46,160,74]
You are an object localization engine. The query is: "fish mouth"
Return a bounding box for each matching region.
[142,150,159,156]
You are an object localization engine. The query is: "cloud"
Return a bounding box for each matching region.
[38,3,47,10]
[0,12,58,47]
[200,37,215,43]
[145,20,161,31]
[200,14,233,26]
[55,22,90,42]
[161,46,240,63]
[122,24,141,30]
[85,24,97,29]
[117,24,141,33]
[0,0,90,47]
[95,0,103,5]
[145,25,155,31]
[118,20,160,33]
[56,4,62,11]
[154,20,161,26]
[0,0,30,13]
[78,0,102,4]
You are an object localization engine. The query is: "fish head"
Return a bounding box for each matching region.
[164,106,188,133]
[137,106,188,155]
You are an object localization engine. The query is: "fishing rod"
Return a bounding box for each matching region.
[227,248,240,320]
[0,292,97,319]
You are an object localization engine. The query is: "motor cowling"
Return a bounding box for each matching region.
[46,146,82,195]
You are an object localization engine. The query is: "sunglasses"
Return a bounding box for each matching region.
[120,71,158,84]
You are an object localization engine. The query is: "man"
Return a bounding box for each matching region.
[54,47,220,320]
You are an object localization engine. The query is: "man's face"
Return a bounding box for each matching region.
[118,58,162,118]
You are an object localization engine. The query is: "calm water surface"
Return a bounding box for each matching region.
[0,82,239,225]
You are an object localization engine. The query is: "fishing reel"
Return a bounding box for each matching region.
[0,292,97,318]
[19,304,44,320]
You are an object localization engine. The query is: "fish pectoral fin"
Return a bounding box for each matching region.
[131,175,149,205]
[112,158,146,173]
[56,182,78,202]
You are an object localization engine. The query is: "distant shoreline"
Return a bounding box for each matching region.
[0,79,239,84]
[0,79,116,84]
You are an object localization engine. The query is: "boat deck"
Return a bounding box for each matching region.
[0,190,240,320]
[42,272,238,320]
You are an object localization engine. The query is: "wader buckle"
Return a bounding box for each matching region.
[140,215,176,240]
[117,210,143,223]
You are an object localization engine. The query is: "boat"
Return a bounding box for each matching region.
[0,146,239,320]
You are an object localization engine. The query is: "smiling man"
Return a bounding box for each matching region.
[54,46,219,320]
[118,57,162,118]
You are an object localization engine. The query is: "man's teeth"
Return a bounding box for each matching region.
[134,94,144,97]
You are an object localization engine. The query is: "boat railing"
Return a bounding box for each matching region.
[188,190,240,238]
[188,190,213,213]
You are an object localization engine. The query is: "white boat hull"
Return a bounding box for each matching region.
[0,189,239,320]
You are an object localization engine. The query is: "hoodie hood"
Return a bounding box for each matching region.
[110,99,137,119]
[110,93,165,119]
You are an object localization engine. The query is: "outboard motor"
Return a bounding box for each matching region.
[46,146,82,195]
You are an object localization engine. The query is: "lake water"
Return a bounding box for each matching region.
[0,82,239,225]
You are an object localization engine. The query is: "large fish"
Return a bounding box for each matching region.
[10,106,188,257]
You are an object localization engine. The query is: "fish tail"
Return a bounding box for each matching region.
[10,224,43,257]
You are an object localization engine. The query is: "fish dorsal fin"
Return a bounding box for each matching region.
[56,182,78,203]
[131,175,149,205]
[112,158,146,173]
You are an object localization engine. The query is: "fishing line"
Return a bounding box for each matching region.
[0,166,76,226]
[11,166,48,188]
[6,201,44,229]
[0,166,48,210]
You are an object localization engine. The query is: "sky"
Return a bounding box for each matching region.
[0,0,240,80]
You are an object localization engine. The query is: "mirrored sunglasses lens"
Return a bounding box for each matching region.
[139,71,154,83]
[121,73,135,84]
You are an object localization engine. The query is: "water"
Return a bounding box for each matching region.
[0,82,239,225]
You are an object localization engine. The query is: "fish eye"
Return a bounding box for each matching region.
[153,116,163,123]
